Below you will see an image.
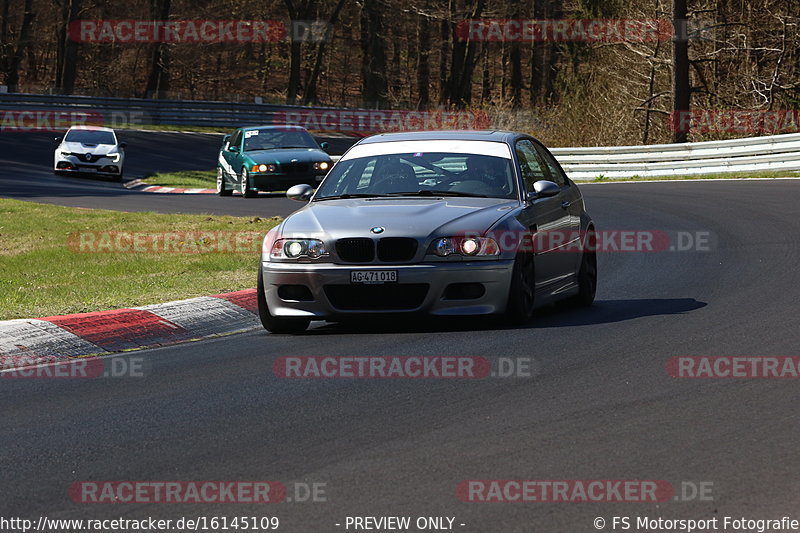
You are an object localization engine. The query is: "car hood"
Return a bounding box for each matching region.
[281,197,518,240]
[60,142,117,154]
[244,148,329,164]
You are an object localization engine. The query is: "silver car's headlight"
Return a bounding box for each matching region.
[106,153,121,162]
[270,238,329,260]
[431,236,500,257]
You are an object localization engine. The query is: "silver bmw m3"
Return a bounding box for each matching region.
[257,130,596,333]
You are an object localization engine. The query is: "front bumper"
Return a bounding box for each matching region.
[261,260,515,319]
[55,155,122,175]
[249,173,326,191]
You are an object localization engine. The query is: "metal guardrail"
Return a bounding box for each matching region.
[551,133,800,180]
[0,92,352,129]
[2,93,798,179]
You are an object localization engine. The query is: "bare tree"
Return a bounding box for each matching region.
[53,0,81,94]
[672,0,690,142]
[360,0,388,107]
[302,0,347,105]
[144,0,170,98]
[4,0,34,91]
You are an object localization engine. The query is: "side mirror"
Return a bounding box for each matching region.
[119,142,127,149]
[229,145,240,153]
[319,141,329,152]
[54,136,62,142]
[528,180,560,200]
[223,134,231,143]
[287,183,314,202]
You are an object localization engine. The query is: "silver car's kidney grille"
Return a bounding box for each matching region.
[377,237,417,262]
[335,238,375,262]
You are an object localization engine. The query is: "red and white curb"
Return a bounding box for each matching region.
[124,179,216,194]
[0,289,259,369]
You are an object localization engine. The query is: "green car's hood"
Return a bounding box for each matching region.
[242,148,330,165]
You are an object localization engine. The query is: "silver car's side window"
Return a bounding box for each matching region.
[533,143,567,187]
[515,140,549,192]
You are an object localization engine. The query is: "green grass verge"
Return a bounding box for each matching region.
[588,170,800,182]
[141,169,217,188]
[0,198,281,319]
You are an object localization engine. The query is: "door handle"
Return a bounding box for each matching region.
[561,200,571,209]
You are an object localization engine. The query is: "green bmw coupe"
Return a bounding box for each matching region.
[217,125,333,197]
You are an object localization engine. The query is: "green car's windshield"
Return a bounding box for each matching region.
[315,152,518,200]
[64,129,116,145]
[243,129,318,151]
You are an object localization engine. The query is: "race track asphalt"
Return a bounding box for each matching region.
[1,131,799,532]
[0,131,354,218]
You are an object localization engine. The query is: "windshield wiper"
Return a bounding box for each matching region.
[314,193,391,201]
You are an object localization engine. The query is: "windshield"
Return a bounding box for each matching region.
[243,129,318,151]
[64,129,116,145]
[315,152,518,199]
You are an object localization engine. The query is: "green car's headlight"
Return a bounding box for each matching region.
[251,164,277,173]
[313,161,330,171]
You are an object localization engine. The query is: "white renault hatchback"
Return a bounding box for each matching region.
[54,126,126,181]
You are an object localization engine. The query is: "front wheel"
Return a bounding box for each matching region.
[241,168,258,198]
[505,251,536,325]
[217,167,232,196]
[572,231,597,307]
[257,269,310,334]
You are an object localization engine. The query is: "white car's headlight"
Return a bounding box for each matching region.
[270,238,329,260]
[431,236,500,257]
[59,151,70,157]
[106,153,120,162]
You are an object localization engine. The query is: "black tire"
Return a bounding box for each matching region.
[217,167,232,196]
[572,230,597,307]
[257,269,310,334]
[505,250,536,325]
[241,168,258,198]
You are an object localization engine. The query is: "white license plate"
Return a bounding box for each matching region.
[350,270,398,284]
